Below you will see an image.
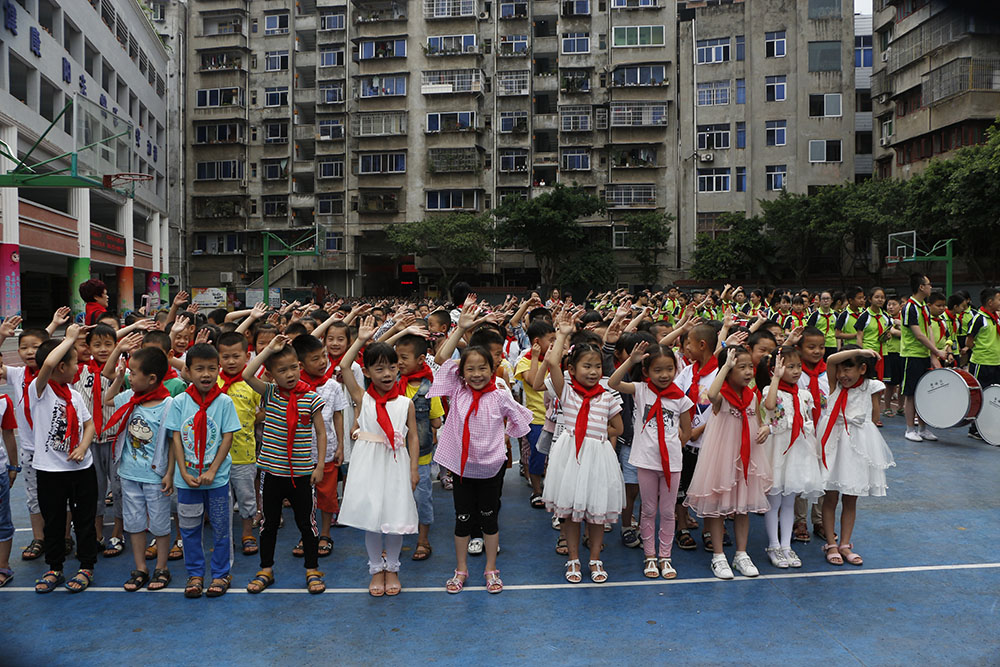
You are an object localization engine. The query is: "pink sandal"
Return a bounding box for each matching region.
[445,570,468,594]
[838,543,863,566]
[822,543,843,566]
[485,569,503,594]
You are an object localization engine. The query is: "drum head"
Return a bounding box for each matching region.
[915,369,971,429]
[976,385,1000,446]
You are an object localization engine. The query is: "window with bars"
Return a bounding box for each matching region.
[426,190,477,210]
[195,88,244,108]
[427,34,477,55]
[359,39,407,60]
[697,80,730,106]
[697,168,730,193]
[200,52,243,72]
[499,111,529,133]
[561,69,591,92]
[765,120,787,146]
[766,31,786,58]
[808,140,842,162]
[499,34,529,55]
[428,147,480,172]
[353,112,407,136]
[697,124,730,150]
[765,75,786,102]
[611,146,657,168]
[560,105,592,132]
[194,123,243,144]
[612,225,630,249]
[611,64,666,87]
[497,188,529,202]
[609,101,667,126]
[265,51,288,71]
[604,184,656,207]
[358,75,406,98]
[262,196,289,217]
[359,152,407,174]
[421,69,483,93]
[561,148,591,171]
[317,193,345,215]
[613,25,665,47]
[319,157,345,179]
[499,149,529,172]
[561,32,590,54]
[696,211,729,239]
[320,47,345,67]
[696,37,730,64]
[611,0,660,6]
[426,111,477,132]
[766,165,786,191]
[497,70,530,95]
[424,0,477,19]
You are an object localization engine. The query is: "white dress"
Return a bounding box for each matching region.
[818,379,895,497]
[764,389,825,499]
[338,393,419,534]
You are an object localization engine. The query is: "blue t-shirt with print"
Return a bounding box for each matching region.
[114,391,170,484]
[165,392,240,490]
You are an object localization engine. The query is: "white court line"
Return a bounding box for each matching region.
[1,562,997,594]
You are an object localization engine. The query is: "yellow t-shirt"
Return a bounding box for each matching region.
[404,381,444,465]
[515,355,546,424]
[218,377,261,465]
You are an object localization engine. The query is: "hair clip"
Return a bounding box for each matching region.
[566,344,575,355]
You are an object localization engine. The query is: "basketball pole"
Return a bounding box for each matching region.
[902,238,955,296]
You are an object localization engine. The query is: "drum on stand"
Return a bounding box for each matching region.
[975,385,1000,446]
[914,368,982,429]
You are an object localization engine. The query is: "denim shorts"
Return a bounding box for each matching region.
[0,472,13,542]
[413,462,433,526]
[121,477,172,536]
[618,444,639,485]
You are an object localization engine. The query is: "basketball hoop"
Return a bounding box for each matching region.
[884,255,900,272]
[103,172,154,190]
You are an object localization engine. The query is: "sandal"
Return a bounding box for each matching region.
[21,539,43,561]
[792,521,811,543]
[144,539,157,560]
[529,494,545,509]
[411,542,431,561]
[103,536,125,558]
[369,570,386,597]
[823,543,844,566]
[701,531,714,552]
[643,557,660,579]
[306,569,326,594]
[564,559,582,584]
[485,569,503,594]
[838,543,863,566]
[588,559,608,583]
[318,536,334,557]
[446,569,468,594]
[168,539,184,561]
[65,568,93,593]
[675,530,697,550]
[241,536,259,556]
[206,574,232,598]
[384,571,401,596]
[659,558,677,580]
[246,570,275,594]
[685,513,699,530]
[124,569,150,592]
[0,567,12,588]
[148,568,171,591]
[814,523,837,542]
[555,535,569,556]
[35,570,64,593]
[440,472,453,491]
[874,420,884,427]
[292,540,305,558]
[184,576,204,598]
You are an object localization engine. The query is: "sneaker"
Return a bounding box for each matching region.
[467,537,484,555]
[551,515,561,530]
[918,428,938,441]
[765,546,789,569]
[782,547,802,568]
[732,552,759,577]
[711,555,734,580]
[621,527,641,549]
[904,430,923,442]
[969,431,984,441]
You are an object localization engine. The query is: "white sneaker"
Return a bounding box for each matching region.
[782,547,802,568]
[467,537,484,555]
[904,430,923,442]
[919,428,938,441]
[711,555,734,580]
[733,552,759,577]
[765,546,789,568]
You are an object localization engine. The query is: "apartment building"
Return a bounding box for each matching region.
[870,1,1000,180]
[855,12,873,181]
[0,0,172,321]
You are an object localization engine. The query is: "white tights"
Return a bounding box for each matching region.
[764,493,797,549]
[365,531,403,575]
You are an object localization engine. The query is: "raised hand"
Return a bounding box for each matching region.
[457,294,480,330]
[172,290,189,307]
[195,328,211,345]
[268,333,290,352]
[725,330,748,348]
[773,351,787,378]
[0,315,22,338]
[629,340,649,364]
[119,332,144,353]
[724,346,739,368]
[49,307,71,329]
[356,316,377,342]
[250,301,268,320]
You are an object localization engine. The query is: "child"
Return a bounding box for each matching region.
[792,326,830,542]
[215,331,262,557]
[105,347,175,591]
[834,287,866,346]
[515,319,557,507]
[882,297,903,417]
[759,347,825,569]
[337,317,419,597]
[293,333,347,558]
[608,342,692,580]
[819,347,895,566]
[30,325,98,593]
[927,292,953,363]
[541,313,624,584]
[806,291,839,358]
[165,343,241,598]
[137,331,189,396]
[684,346,771,580]
[783,296,809,331]
[242,335,328,594]
[854,287,894,427]
[0,392,18,587]
[321,320,364,467]
[429,301,533,593]
[967,287,1000,441]
[901,273,947,443]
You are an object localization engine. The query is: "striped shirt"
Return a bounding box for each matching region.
[257,384,325,477]
[75,365,116,443]
[557,372,623,442]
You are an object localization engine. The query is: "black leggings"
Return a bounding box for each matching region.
[37,467,98,571]
[452,467,505,538]
[259,472,318,570]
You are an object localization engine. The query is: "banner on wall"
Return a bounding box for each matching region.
[245,288,281,308]
[192,287,228,308]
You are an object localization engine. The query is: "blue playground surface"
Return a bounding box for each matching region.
[0,418,997,666]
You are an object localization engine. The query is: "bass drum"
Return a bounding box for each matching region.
[975,384,1000,446]
[914,368,982,429]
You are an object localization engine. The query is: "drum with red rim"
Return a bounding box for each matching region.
[914,368,982,429]
[975,385,1000,446]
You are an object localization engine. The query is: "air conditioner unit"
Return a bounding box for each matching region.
[220,272,234,283]
[479,10,489,19]
[878,93,889,104]
[699,152,714,163]
[879,136,890,147]
[418,275,429,284]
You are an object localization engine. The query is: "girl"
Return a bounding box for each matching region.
[429,300,533,594]
[684,346,772,580]
[818,346,895,567]
[608,341,692,579]
[853,287,895,426]
[882,297,904,418]
[337,317,420,597]
[541,313,624,584]
[758,347,825,569]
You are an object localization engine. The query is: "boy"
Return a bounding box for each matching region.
[792,326,831,542]
[0,392,18,587]
[165,343,241,598]
[901,273,947,442]
[783,295,809,331]
[243,335,328,594]
[31,325,98,593]
[966,287,1000,441]
[772,293,791,324]
[141,330,189,395]
[806,291,839,358]
[105,347,175,591]
[927,292,954,362]
[215,331,262,556]
[883,296,904,416]
[514,319,556,506]
[393,333,443,560]
[294,334,348,557]
[834,287,866,345]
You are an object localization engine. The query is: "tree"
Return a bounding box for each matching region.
[557,236,618,292]
[690,212,777,282]
[385,212,493,290]
[758,191,819,284]
[492,184,605,286]
[620,211,674,288]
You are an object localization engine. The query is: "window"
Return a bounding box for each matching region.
[563,0,590,15]
[319,157,344,179]
[325,232,344,251]
[561,148,590,171]
[765,31,786,58]
[196,160,245,181]
[426,190,476,210]
[561,69,591,92]
[320,47,345,67]
[766,165,786,191]
[359,152,406,174]
[855,35,873,68]
[499,149,529,172]
[421,69,483,94]
[612,25,665,47]
[808,93,842,117]
[609,101,667,126]
[611,0,660,7]
[360,39,406,60]
[426,111,476,132]
[499,1,528,18]
[425,0,477,19]
[560,105,592,132]
[195,87,243,108]
[808,41,842,72]
[194,123,242,144]
[264,87,288,107]
[264,14,289,35]
[319,119,345,139]
[808,0,841,19]
[317,193,344,215]
[262,161,284,180]
[697,80,730,106]
[499,34,529,55]
[736,122,746,148]
[320,12,345,30]
[497,70,530,95]
[696,37,730,64]
[736,166,746,192]
[881,118,893,140]
[319,83,344,104]
[358,75,406,98]
[149,2,166,21]
[736,78,746,104]
[611,146,657,168]
[765,120,787,146]
[611,64,666,87]
[264,122,288,144]
[428,34,477,55]
[265,51,288,71]
[697,124,730,150]
[808,139,842,162]
[561,33,590,54]
[358,191,400,213]
[735,35,745,61]
[604,184,656,207]
[263,196,288,217]
[612,225,630,249]
[499,111,528,133]
[353,112,407,136]
[697,168,730,193]
[428,148,480,172]
[765,75,786,102]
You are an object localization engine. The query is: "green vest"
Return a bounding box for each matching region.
[901,298,931,359]
[970,309,1000,366]
[811,309,838,348]
[860,308,891,355]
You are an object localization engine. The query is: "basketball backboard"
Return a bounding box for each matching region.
[888,230,917,261]
[73,93,133,189]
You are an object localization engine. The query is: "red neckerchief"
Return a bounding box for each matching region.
[907,297,930,331]
[83,361,105,430]
[49,382,81,454]
[300,362,336,392]
[459,378,497,477]
[868,308,887,379]
[932,316,947,342]
[686,356,719,418]
[946,309,959,335]
[366,384,400,452]
[776,381,803,452]
[847,307,863,329]
[569,377,606,459]
[73,362,85,384]
[720,383,754,482]
[22,366,38,429]
[817,309,835,335]
[218,367,246,395]
[504,336,517,358]
[980,308,1000,336]
[279,380,313,485]
[522,349,533,360]
[789,311,807,328]
[820,377,866,468]
[643,379,684,485]
[184,384,224,475]
[104,385,170,456]
[395,362,435,396]
[801,360,827,425]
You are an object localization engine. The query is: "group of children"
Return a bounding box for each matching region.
[0,274,994,595]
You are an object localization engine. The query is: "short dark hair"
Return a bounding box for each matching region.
[18,328,49,344]
[36,339,74,368]
[910,272,928,295]
[791,295,806,307]
[195,325,221,346]
[86,324,117,345]
[130,347,168,385]
[216,331,249,352]
[264,345,298,370]
[980,287,1000,306]
[798,326,826,344]
[185,343,219,367]
[747,329,776,350]
[468,327,503,350]
[363,342,397,367]
[78,279,107,303]
[291,333,325,359]
[526,319,556,344]
[142,330,171,353]
[283,322,308,337]
[838,344,878,379]
[947,294,966,310]
[427,310,450,329]
[528,307,552,323]
[689,323,718,351]
[458,345,494,375]
[324,320,352,341]
[846,286,864,300]
[451,281,472,305]
[207,308,229,326]
[251,323,278,349]
[927,291,947,305]
[395,333,429,357]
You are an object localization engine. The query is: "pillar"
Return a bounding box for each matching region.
[117,199,134,315]
[159,215,170,304]
[0,125,19,318]
[68,188,91,318]
[145,271,160,312]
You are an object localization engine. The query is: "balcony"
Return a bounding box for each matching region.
[421,70,484,95]
[194,26,248,51]
[353,1,407,24]
[423,0,478,20]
